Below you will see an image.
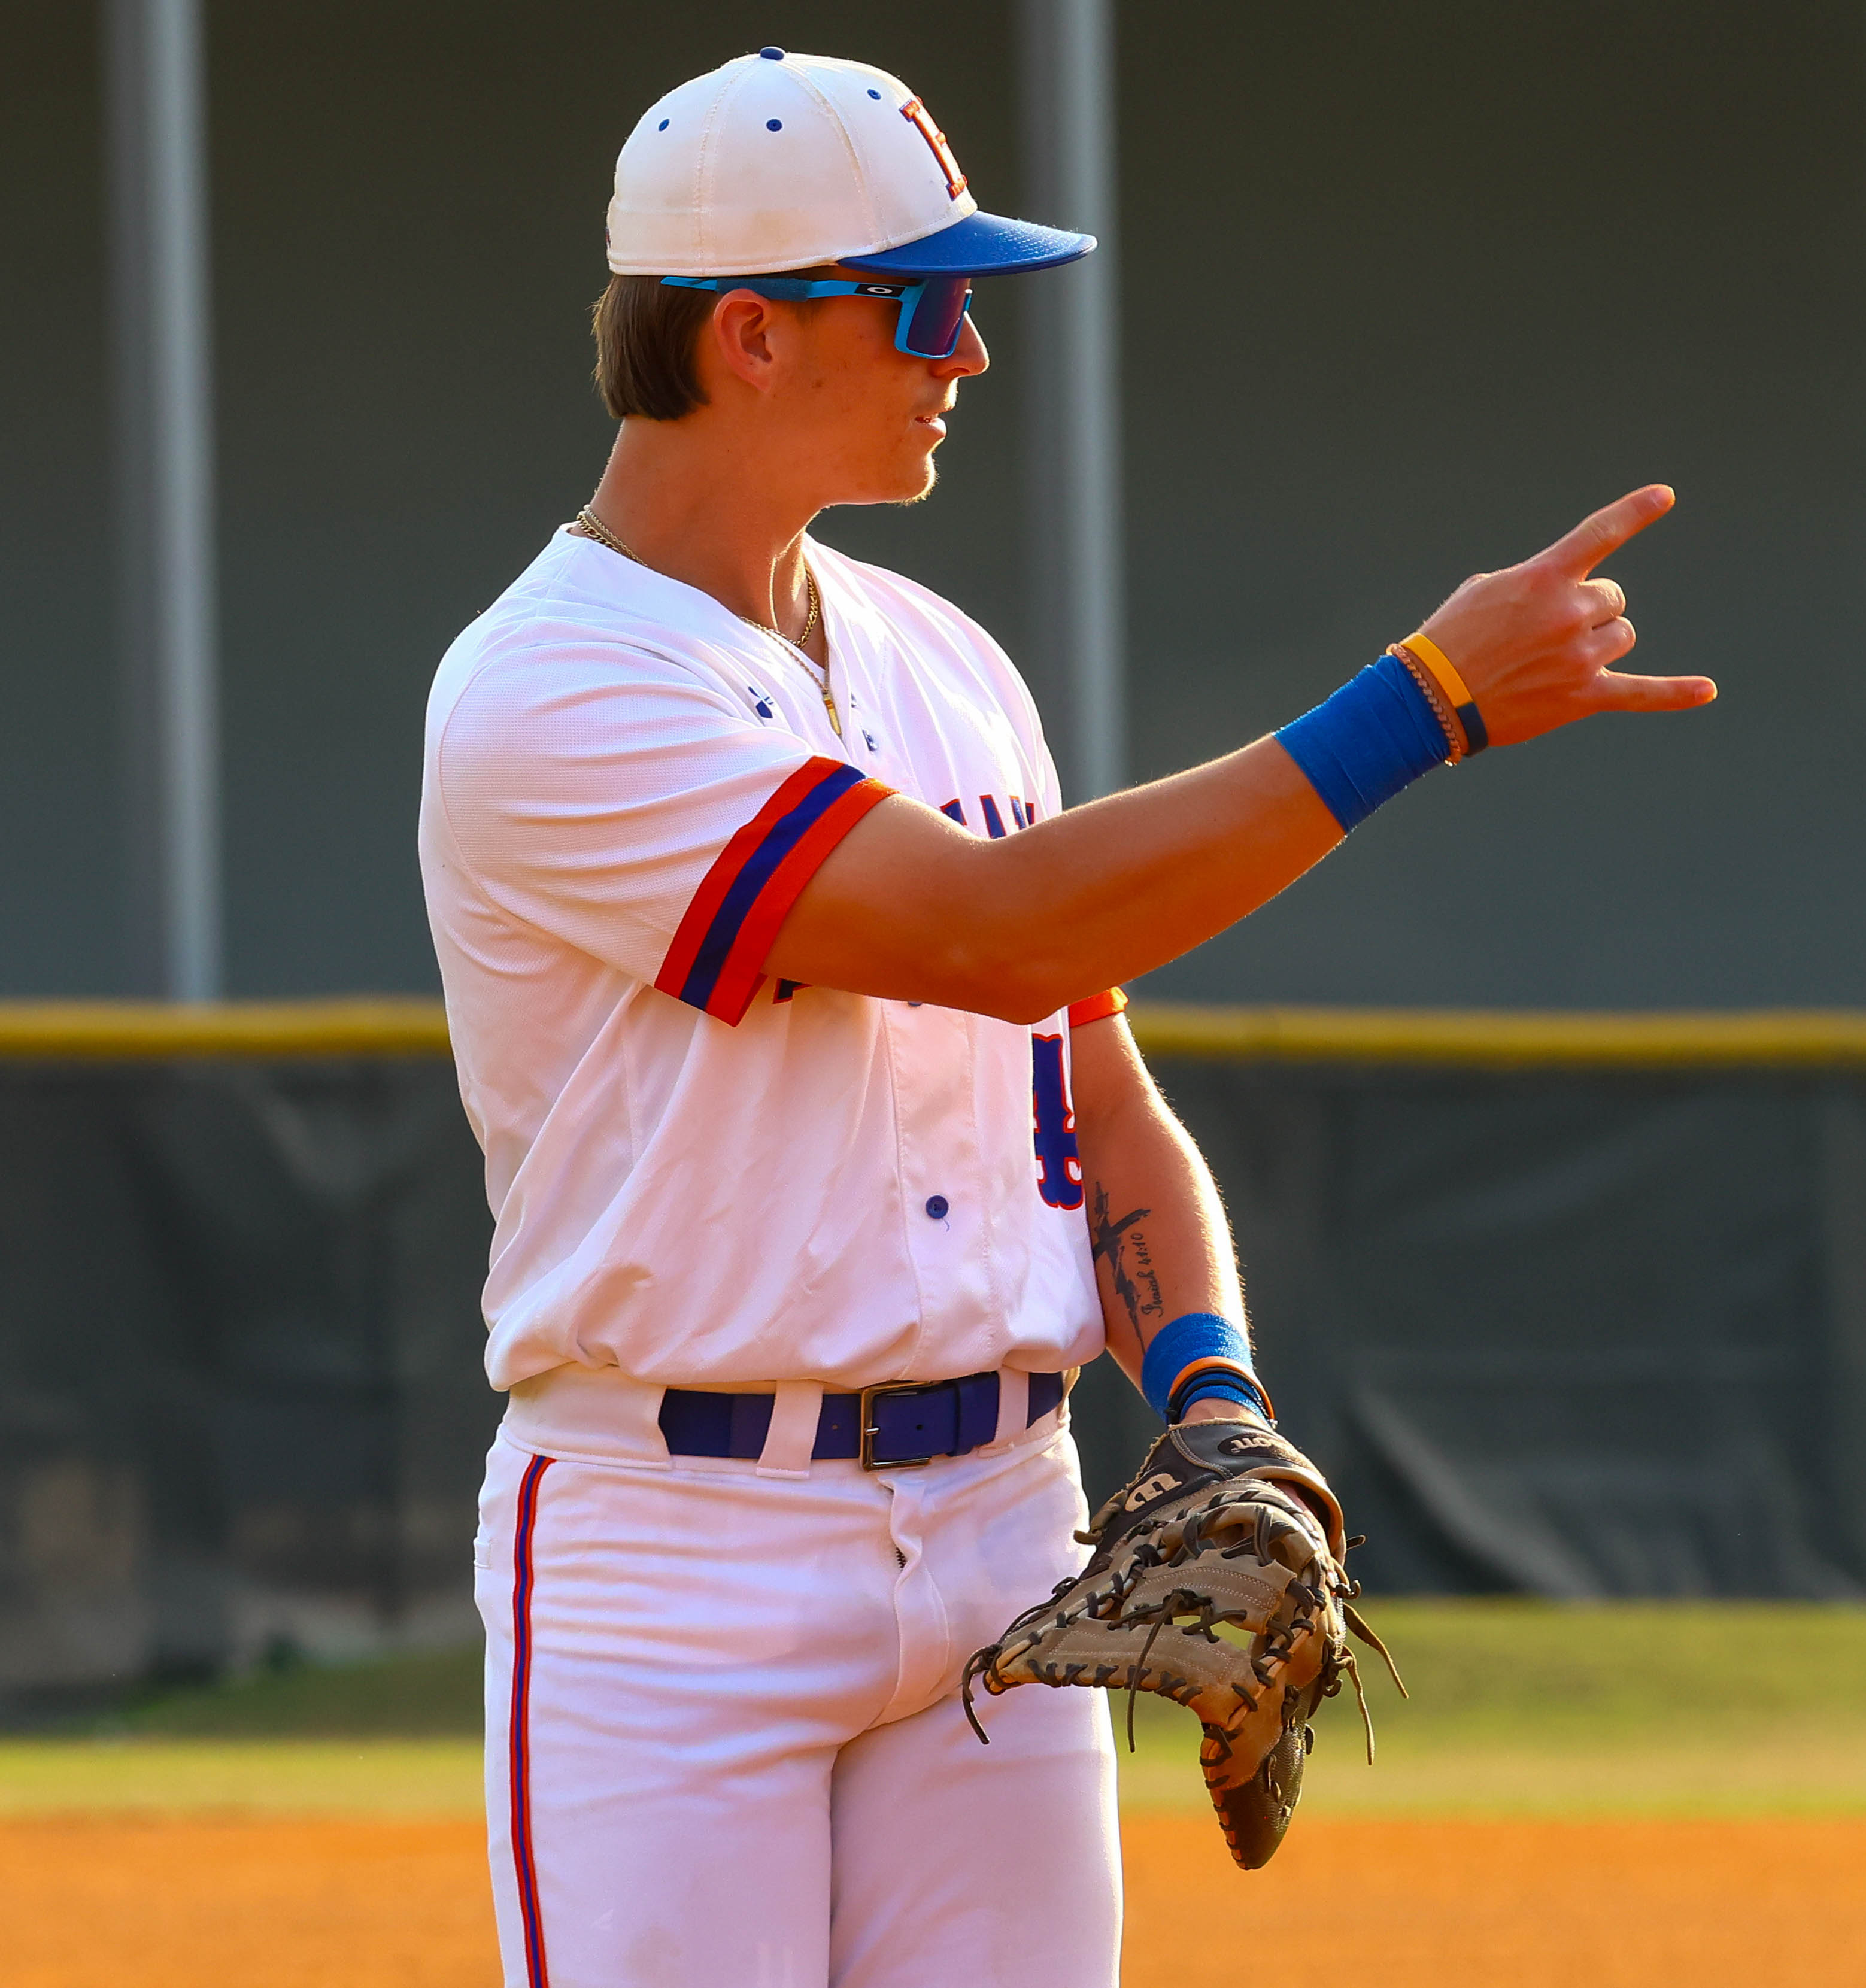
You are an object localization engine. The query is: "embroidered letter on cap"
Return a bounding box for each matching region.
[899,96,968,199]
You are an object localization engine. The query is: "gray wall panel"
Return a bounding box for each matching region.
[2,2,1861,1004]
[1121,1,1866,1006]
[0,2,119,991]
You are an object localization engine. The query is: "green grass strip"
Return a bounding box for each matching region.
[8,1601,1862,1819]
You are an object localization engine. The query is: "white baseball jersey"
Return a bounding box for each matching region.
[419,527,1123,1398]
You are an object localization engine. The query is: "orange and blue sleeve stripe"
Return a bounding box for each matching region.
[655,757,894,1025]
[1067,987,1128,1028]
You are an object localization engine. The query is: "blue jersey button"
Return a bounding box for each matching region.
[924,1195,950,1221]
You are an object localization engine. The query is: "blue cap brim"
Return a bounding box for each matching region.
[841,210,1095,278]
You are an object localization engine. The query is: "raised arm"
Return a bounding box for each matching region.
[768,485,1712,1020]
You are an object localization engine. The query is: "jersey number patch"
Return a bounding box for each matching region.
[1031,1033,1084,1210]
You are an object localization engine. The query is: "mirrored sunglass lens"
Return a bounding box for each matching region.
[901,278,971,357]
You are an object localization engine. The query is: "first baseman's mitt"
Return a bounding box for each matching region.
[961,1415,1401,1869]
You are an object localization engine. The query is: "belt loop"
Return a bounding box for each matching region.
[993,1368,1029,1446]
[756,1381,823,1478]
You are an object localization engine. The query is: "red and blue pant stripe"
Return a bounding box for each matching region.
[508,1452,553,1988]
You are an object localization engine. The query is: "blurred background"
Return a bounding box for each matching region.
[4,6,1866,1983]
[7,0,1866,1707]
[11,1,1861,1007]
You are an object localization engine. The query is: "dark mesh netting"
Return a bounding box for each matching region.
[4,1053,1862,1712]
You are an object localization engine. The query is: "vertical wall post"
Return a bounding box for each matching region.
[1020,0,1125,802]
[105,0,222,1000]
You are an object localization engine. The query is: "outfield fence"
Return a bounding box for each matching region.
[2,1001,1861,1715]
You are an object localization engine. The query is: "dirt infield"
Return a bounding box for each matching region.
[1122,1813,1866,1988]
[2,1816,497,1988]
[7,1811,1866,1987]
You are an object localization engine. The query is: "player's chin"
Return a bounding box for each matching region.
[833,435,942,508]
[888,447,941,506]
[896,457,940,506]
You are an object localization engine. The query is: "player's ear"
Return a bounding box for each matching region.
[703,292,787,396]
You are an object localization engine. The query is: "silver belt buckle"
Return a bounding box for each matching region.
[859,1380,939,1471]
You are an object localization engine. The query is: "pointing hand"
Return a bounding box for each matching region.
[1416,485,1715,750]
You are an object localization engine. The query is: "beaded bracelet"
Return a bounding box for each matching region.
[1389,632,1489,756]
[1389,645,1464,764]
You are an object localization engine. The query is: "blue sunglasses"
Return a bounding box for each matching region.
[661,273,973,359]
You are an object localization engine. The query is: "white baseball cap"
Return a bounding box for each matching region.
[605,48,1094,278]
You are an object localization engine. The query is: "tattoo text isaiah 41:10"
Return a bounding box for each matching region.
[1090,1183,1164,1332]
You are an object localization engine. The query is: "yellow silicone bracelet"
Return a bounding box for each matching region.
[1399,632,1489,755]
[1402,631,1477,710]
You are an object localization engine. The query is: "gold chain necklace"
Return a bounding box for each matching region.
[574,508,839,736]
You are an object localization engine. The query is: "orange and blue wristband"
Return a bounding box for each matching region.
[1140,1312,1273,1425]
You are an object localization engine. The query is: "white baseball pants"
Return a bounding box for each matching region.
[474,1414,1122,1988]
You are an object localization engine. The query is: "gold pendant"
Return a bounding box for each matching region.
[823,689,843,737]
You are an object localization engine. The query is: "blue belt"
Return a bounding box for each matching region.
[658,1370,1069,1470]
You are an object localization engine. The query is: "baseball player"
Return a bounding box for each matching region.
[418,47,1714,1988]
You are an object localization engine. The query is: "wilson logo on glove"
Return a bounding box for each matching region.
[1123,1471,1180,1511]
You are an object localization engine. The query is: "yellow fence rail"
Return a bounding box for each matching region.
[3,998,1866,1068]
[1125,1004,1866,1069]
[0,1000,452,1060]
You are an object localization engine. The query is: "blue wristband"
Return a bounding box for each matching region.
[1140,1312,1258,1421]
[1275,653,1452,833]
[1172,1371,1272,1421]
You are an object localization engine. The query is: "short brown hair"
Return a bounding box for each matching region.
[591,274,716,421]
[591,268,841,421]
